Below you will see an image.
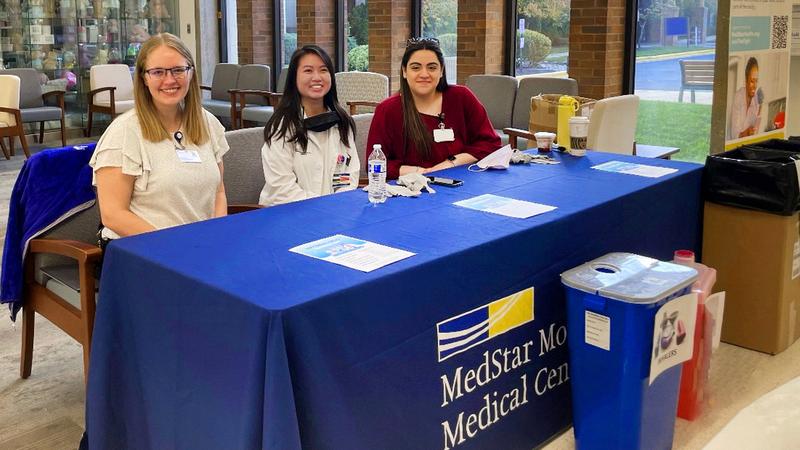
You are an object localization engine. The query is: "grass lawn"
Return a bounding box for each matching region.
[636,100,711,163]
[544,46,568,63]
[635,45,713,58]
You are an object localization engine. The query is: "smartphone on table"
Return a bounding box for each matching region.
[426,176,463,187]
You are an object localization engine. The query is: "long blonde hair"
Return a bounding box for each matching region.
[133,33,209,145]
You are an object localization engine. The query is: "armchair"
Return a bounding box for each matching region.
[0,145,99,383]
[222,127,266,213]
[229,64,272,129]
[353,113,373,185]
[465,74,518,143]
[4,68,67,147]
[201,63,241,127]
[0,74,30,159]
[587,95,639,155]
[86,64,135,136]
[335,71,389,115]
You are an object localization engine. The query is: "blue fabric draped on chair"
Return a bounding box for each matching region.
[0,144,96,320]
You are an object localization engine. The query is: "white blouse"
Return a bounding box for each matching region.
[90,109,229,238]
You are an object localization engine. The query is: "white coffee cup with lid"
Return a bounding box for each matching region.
[568,116,590,156]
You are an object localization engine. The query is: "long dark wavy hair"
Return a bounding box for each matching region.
[400,38,449,159]
[264,45,355,153]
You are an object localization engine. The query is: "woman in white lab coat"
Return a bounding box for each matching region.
[259,45,359,207]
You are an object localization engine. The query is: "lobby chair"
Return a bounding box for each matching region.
[230,64,272,129]
[335,71,388,115]
[0,74,30,159]
[223,127,266,213]
[234,65,279,129]
[514,77,578,129]
[21,203,101,383]
[5,146,101,384]
[353,112,373,185]
[587,94,639,155]
[276,68,288,93]
[4,68,67,147]
[260,69,289,108]
[86,64,135,136]
[201,63,241,128]
[466,74,518,144]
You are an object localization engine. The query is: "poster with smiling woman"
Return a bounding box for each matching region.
[722,0,793,150]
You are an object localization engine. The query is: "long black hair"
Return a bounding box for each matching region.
[400,38,449,159]
[264,45,355,153]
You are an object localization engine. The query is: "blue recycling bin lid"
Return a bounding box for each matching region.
[561,252,698,303]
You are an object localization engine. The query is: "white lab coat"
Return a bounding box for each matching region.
[729,87,760,140]
[259,123,360,207]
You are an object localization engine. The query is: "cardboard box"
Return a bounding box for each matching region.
[528,94,597,134]
[703,202,800,354]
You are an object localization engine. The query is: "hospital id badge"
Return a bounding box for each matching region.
[433,128,455,143]
[176,149,202,163]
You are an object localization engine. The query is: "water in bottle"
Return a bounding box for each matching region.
[368,144,387,204]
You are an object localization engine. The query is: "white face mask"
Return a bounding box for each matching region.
[468,144,513,172]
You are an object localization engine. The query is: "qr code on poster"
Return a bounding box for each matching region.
[772,15,788,49]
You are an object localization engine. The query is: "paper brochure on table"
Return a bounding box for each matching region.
[453,194,557,219]
[592,161,678,178]
[290,234,415,272]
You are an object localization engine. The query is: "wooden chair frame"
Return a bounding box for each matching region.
[231,89,282,130]
[0,106,30,159]
[21,239,102,384]
[38,90,67,147]
[86,86,117,137]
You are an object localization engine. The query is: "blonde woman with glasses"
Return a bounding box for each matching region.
[90,33,229,240]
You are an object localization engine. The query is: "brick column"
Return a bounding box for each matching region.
[297,0,336,57]
[568,0,626,99]
[237,0,273,65]
[456,0,506,84]
[369,0,411,92]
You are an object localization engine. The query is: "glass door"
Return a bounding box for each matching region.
[633,0,718,162]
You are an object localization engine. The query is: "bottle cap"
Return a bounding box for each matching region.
[673,249,695,264]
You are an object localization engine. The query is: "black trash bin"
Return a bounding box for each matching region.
[704,139,800,215]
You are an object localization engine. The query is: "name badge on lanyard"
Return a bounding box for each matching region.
[176,149,202,163]
[433,112,454,143]
[174,131,202,163]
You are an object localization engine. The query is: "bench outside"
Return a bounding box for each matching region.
[679,59,714,103]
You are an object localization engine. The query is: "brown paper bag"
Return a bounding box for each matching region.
[529,94,597,134]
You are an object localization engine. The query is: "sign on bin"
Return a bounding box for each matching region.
[650,293,697,384]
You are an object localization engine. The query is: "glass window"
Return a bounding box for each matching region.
[422,0,456,84]
[345,0,368,71]
[633,0,717,163]
[281,0,298,71]
[514,0,570,76]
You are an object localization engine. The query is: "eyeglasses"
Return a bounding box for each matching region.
[144,66,193,80]
[406,37,440,47]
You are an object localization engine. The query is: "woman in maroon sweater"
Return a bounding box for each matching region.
[366,38,501,180]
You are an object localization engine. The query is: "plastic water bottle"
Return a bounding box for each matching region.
[368,144,387,204]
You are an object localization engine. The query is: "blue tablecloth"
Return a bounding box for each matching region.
[86,151,703,450]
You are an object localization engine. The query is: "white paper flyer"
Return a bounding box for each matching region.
[290,234,415,272]
[591,161,678,178]
[453,194,556,219]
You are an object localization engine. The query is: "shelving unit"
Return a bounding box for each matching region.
[0,0,177,131]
